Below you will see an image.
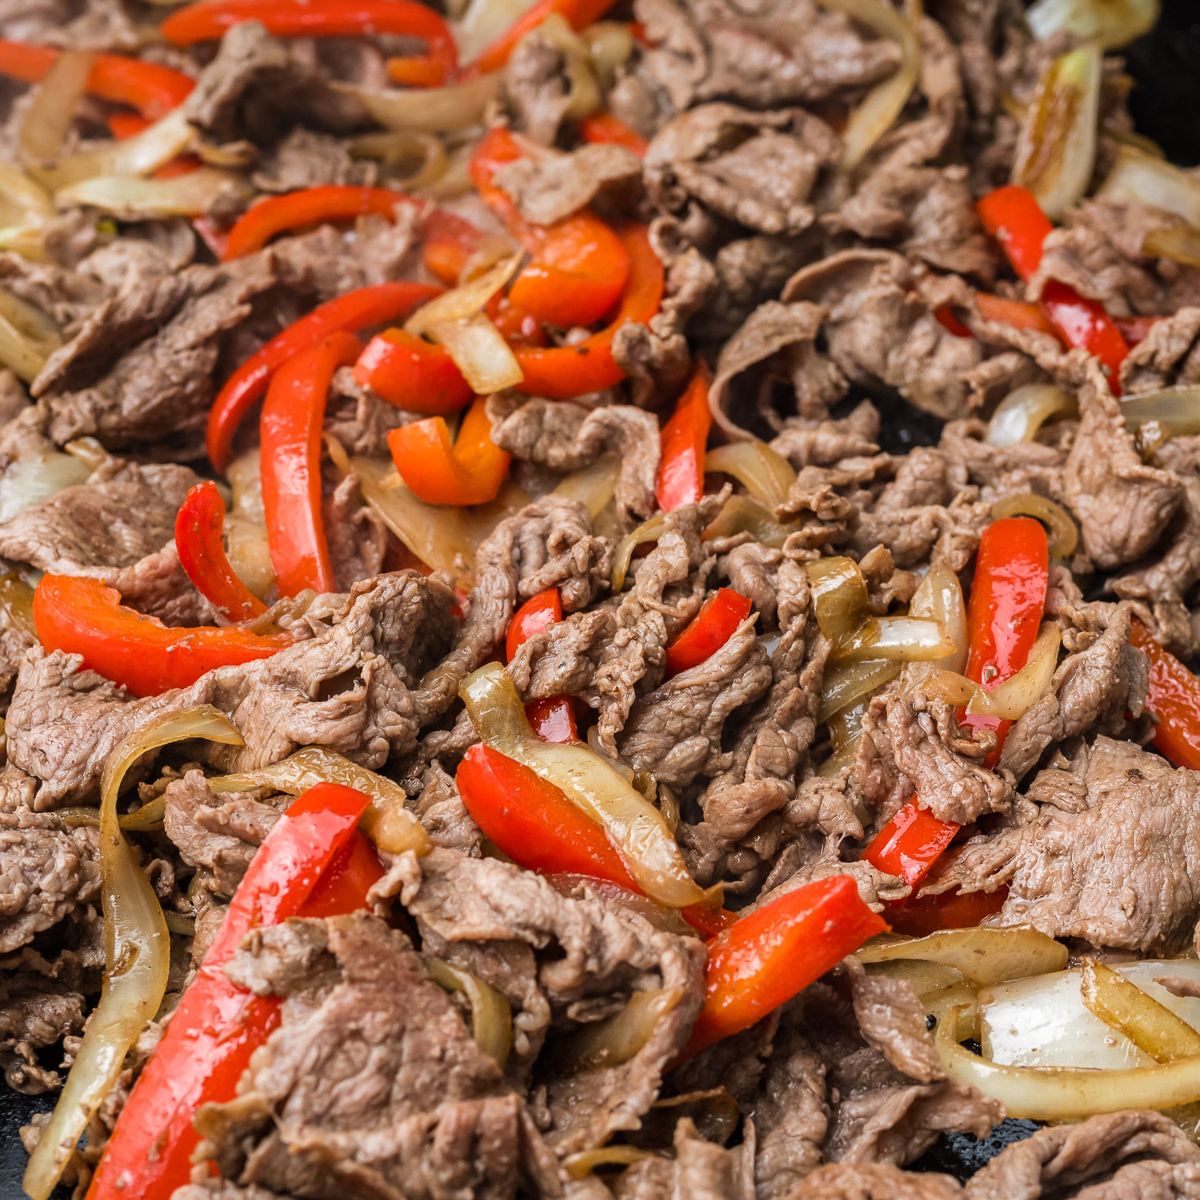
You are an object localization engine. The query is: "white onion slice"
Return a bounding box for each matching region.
[1026,0,1160,49]
[1098,145,1200,228]
[987,383,1077,447]
[339,72,502,134]
[54,169,249,219]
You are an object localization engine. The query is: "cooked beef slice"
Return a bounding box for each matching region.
[0,808,99,954]
[962,1110,1200,1199]
[612,1119,746,1198]
[251,128,375,193]
[7,571,459,807]
[405,849,705,1155]
[194,913,559,1198]
[784,1163,963,1198]
[940,736,1200,953]
[0,969,85,1093]
[1121,306,1200,395]
[492,143,643,226]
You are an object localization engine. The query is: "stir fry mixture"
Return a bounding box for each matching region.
[7,0,1200,1196]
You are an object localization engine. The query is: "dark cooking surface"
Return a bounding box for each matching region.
[2,2,1200,1197]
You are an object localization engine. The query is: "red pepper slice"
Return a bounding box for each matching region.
[260,331,361,597]
[470,127,630,329]
[0,41,194,119]
[888,883,1009,937]
[665,587,752,677]
[466,0,619,74]
[579,111,648,156]
[524,696,579,743]
[85,783,381,1200]
[456,744,728,936]
[513,223,663,398]
[864,800,959,890]
[421,209,490,286]
[174,481,266,623]
[685,875,887,1055]
[354,328,473,415]
[1115,314,1161,348]
[33,575,289,697]
[656,365,712,513]
[1130,620,1200,770]
[386,395,511,506]
[936,293,1061,341]
[206,281,440,472]
[977,184,1129,391]
[506,588,577,743]
[222,186,418,260]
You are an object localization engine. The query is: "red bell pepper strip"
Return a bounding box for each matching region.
[656,366,712,513]
[685,875,887,1055]
[513,222,663,398]
[32,575,288,697]
[206,281,439,472]
[665,588,752,677]
[977,184,1129,391]
[222,186,418,261]
[387,395,511,506]
[354,328,473,415]
[85,783,382,1200]
[260,331,361,597]
[174,481,266,623]
[470,127,630,329]
[579,111,648,156]
[456,744,730,937]
[466,0,619,75]
[936,293,1061,341]
[0,41,194,119]
[1115,314,1161,348]
[506,588,576,743]
[421,209,489,286]
[1130,620,1200,770]
[888,883,1009,937]
[161,0,457,75]
[863,800,959,890]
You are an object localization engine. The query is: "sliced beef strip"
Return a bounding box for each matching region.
[1121,306,1200,394]
[322,474,387,593]
[0,970,85,1093]
[7,571,459,807]
[962,1110,1200,1200]
[1062,362,1183,570]
[492,143,644,226]
[412,762,483,856]
[405,849,706,1155]
[783,1162,962,1198]
[770,402,882,468]
[250,127,376,193]
[194,912,560,1199]
[940,735,1200,953]
[162,770,284,899]
[487,396,661,523]
[0,808,99,954]
[613,1119,747,1199]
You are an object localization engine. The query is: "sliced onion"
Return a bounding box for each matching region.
[1082,958,1200,1063]
[1012,42,1101,221]
[333,446,527,590]
[55,169,250,219]
[833,615,954,663]
[990,493,1079,559]
[552,457,620,518]
[530,14,601,121]
[1098,145,1200,227]
[0,164,54,227]
[927,981,982,1044]
[408,254,522,331]
[805,556,870,648]
[857,927,1068,987]
[702,494,793,549]
[454,0,541,61]
[340,72,503,134]
[557,988,683,1073]
[705,441,797,511]
[209,745,430,857]
[346,130,448,190]
[563,1146,659,1180]
[0,224,48,261]
[461,662,713,909]
[0,287,62,384]
[23,707,243,1200]
[612,512,667,592]
[987,384,1077,448]
[0,573,35,636]
[1143,224,1200,267]
[818,657,900,724]
[906,563,968,675]
[426,957,513,1066]
[866,958,966,998]
[39,107,195,192]
[815,0,922,170]
[19,51,93,172]
[0,449,90,522]
[1122,387,1200,438]
[1026,0,1160,49]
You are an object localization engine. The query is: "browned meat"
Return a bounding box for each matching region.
[492,143,643,226]
[0,968,86,1093]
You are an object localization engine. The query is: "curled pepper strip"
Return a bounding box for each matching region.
[656,365,712,513]
[354,328,473,415]
[664,588,752,677]
[580,111,648,156]
[386,395,511,506]
[222,186,419,260]
[85,783,382,1200]
[514,222,664,398]
[470,127,630,329]
[206,280,440,472]
[260,331,362,597]
[0,40,194,119]
[507,588,576,743]
[32,575,289,697]
[174,480,266,622]
[1130,621,1200,771]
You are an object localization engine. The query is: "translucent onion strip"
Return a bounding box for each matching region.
[1122,387,1200,437]
[856,927,1068,988]
[705,441,797,511]
[906,563,969,675]
[454,0,540,61]
[563,1146,659,1181]
[804,556,870,648]
[818,657,899,724]
[552,457,619,519]
[23,707,243,1200]
[38,107,195,191]
[0,287,62,383]
[0,164,54,227]
[340,72,503,134]
[1012,42,1101,221]
[19,51,93,170]
[815,0,922,170]
[209,745,430,857]
[54,169,250,219]
[1099,145,1200,227]
[987,383,1077,447]
[1026,0,1160,49]
[612,512,667,591]
[347,130,448,190]
[990,493,1079,559]
[703,495,793,550]
[426,957,513,1066]
[1144,224,1200,268]
[832,615,954,663]
[557,988,683,1073]
[1082,958,1200,1063]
